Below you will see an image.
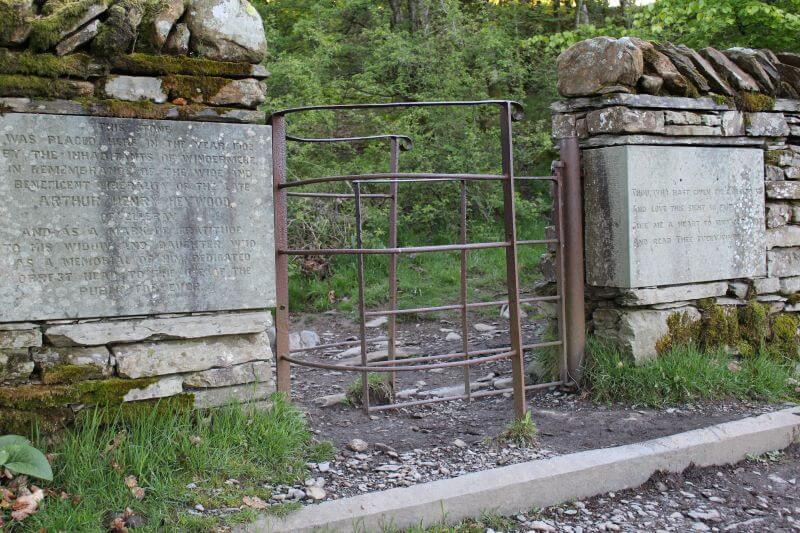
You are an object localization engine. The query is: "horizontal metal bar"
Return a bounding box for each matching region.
[286,134,413,151]
[279,173,507,189]
[270,100,525,121]
[367,380,565,411]
[286,192,393,199]
[288,336,388,354]
[281,350,513,372]
[363,295,562,318]
[280,241,509,256]
[364,341,563,368]
[517,176,558,181]
[517,239,558,246]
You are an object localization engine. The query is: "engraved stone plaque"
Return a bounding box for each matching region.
[584,144,765,288]
[0,113,274,322]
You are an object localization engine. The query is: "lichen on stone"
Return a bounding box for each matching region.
[161,73,230,102]
[134,0,173,53]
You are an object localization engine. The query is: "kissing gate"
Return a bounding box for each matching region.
[268,101,585,419]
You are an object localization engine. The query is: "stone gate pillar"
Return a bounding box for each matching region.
[0,0,275,433]
[550,37,800,362]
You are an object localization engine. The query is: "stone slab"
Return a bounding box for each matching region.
[594,307,700,362]
[584,144,766,288]
[123,375,184,402]
[617,282,728,306]
[551,94,732,113]
[580,135,767,149]
[0,113,274,322]
[768,247,800,277]
[44,311,272,346]
[0,326,41,349]
[112,332,272,379]
[189,381,275,409]
[183,360,271,388]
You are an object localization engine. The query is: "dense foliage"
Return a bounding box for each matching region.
[251,0,800,309]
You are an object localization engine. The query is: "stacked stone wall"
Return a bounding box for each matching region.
[550,37,800,362]
[0,0,274,434]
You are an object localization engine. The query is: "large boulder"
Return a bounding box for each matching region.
[185,0,267,63]
[627,37,695,96]
[556,36,643,97]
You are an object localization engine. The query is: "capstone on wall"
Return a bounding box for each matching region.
[549,36,800,363]
[0,0,275,433]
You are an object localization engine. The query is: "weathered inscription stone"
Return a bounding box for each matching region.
[584,144,765,287]
[0,113,274,322]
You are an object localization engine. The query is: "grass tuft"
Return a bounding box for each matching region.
[346,373,394,406]
[498,411,538,447]
[584,337,799,408]
[22,394,330,531]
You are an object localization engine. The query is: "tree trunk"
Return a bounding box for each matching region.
[575,0,590,28]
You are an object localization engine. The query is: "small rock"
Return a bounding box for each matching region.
[185,0,267,63]
[445,331,462,341]
[529,521,557,532]
[164,23,191,55]
[473,323,496,333]
[194,503,205,512]
[453,438,467,449]
[365,316,388,328]
[688,509,722,522]
[348,438,369,452]
[56,19,100,56]
[317,462,330,473]
[290,330,320,351]
[305,486,326,500]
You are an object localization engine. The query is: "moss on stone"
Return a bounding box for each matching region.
[112,53,256,78]
[0,74,93,98]
[738,300,770,349]
[134,0,173,54]
[161,74,229,102]
[712,94,735,107]
[0,407,73,436]
[656,310,699,354]
[0,377,159,409]
[0,49,106,78]
[91,0,144,58]
[0,1,31,45]
[29,0,111,52]
[697,299,739,350]
[89,97,174,119]
[765,150,789,167]
[735,91,775,112]
[41,364,105,385]
[769,313,800,361]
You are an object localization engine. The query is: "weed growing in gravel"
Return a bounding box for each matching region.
[499,411,538,447]
[585,338,799,407]
[23,394,328,532]
[347,373,394,405]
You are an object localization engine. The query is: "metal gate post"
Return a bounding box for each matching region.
[560,136,586,384]
[272,114,291,394]
[499,102,527,420]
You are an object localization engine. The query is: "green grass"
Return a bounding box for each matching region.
[498,410,538,447]
[393,511,517,532]
[289,217,548,316]
[346,373,394,406]
[19,394,331,532]
[584,338,800,408]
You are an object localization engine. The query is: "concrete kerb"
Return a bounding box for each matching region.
[239,407,800,533]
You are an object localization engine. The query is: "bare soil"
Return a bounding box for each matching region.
[289,311,785,455]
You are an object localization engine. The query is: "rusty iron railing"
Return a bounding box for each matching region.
[268,101,584,419]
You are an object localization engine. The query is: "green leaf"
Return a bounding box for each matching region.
[3,444,53,481]
[0,449,8,466]
[0,435,31,447]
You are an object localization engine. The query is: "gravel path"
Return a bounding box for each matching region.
[485,445,800,533]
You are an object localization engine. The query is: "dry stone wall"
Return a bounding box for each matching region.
[0,0,275,434]
[550,37,800,363]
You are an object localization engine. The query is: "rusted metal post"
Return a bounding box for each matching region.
[499,102,527,420]
[388,139,399,392]
[560,136,586,384]
[459,179,471,399]
[354,182,370,413]
[272,114,291,395]
[552,162,569,383]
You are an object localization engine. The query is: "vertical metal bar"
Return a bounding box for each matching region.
[560,136,586,384]
[354,182,370,413]
[388,139,399,394]
[272,114,291,395]
[499,103,527,420]
[552,162,569,383]
[459,179,471,399]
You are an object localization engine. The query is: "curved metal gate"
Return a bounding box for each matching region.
[268,100,584,419]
